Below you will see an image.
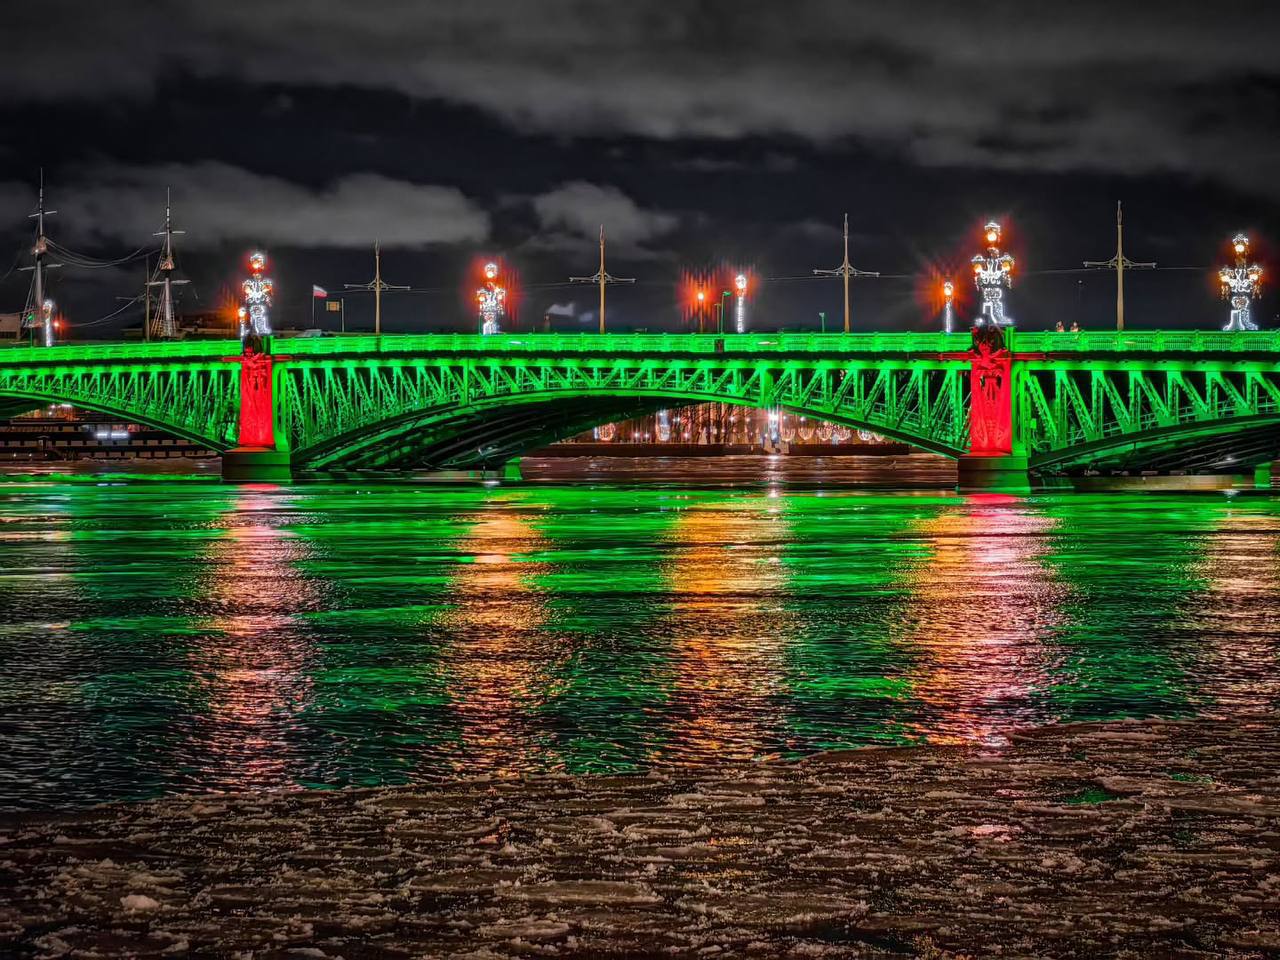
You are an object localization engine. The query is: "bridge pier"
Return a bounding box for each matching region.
[221,341,294,483]
[222,448,293,483]
[957,454,1032,493]
[1254,461,1277,489]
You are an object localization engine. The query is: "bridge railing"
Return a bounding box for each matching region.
[0,339,241,363]
[274,331,972,356]
[7,328,1280,364]
[1013,330,1280,353]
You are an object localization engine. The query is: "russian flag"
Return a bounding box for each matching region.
[312,285,328,299]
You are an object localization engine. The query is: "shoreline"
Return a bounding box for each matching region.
[3,716,1278,957]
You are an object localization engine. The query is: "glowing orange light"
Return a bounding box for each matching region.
[973,262,983,273]
[986,231,998,243]
[697,290,706,302]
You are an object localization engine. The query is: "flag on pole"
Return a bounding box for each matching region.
[312,285,328,298]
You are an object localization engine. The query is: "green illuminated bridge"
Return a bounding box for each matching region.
[4,329,1280,488]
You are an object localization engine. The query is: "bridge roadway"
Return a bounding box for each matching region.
[2,328,1280,489]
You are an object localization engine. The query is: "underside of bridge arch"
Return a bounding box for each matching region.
[0,390,234,449]
[302,396,678,473]
[295,391,964,474]
[1032,415,1280,475]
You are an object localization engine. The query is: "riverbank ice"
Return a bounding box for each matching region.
[2,716,1278,958]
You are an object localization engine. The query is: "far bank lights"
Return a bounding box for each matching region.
[1220,234,1263,332]
[477,261,505,335]
[240,250,273,340]
[971,221,1014,328]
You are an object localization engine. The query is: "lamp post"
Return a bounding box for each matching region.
[717,290,731,334]
[733,273,748,334]
[696,289,706,333]
[941,280,954,333]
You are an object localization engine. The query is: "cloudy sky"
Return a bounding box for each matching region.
[0,1,1277,335]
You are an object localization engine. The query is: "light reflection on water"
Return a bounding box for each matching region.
[0,479,1278,809]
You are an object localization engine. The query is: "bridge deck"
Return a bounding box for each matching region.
[2,329,1279,364]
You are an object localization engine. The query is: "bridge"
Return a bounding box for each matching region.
[3,328,1280,489]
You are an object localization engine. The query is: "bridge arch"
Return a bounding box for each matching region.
[1032,414,1280,475]
[0,384,238,450]
[290,385,971,472]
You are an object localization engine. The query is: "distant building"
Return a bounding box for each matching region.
[0,313,22,339]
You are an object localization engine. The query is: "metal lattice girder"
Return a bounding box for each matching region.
[0,344,241,448]
[279,352,974,468]
[1019,360,1280,470]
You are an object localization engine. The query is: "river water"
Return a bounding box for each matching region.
[1,466,1278,810]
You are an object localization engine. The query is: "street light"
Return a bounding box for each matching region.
[717,290,731,334]
[734,273,748,334]
[696,289,706,333]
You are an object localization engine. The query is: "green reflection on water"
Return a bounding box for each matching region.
[2,481,1278,809]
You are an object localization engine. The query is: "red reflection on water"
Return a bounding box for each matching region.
[194,488,319,790]
[901,495,1063,745]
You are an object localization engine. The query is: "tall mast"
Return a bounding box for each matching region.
[598,226,606,335]
[569,224,635,334]
[149,189,187,339]
[1115,202,1125,333]
[812,212,878,333]
[842,215,850,333]
[344,241,408,334]
[1084,201,1155,332]
[21,172,60,347]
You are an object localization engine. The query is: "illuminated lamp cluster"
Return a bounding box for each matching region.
[734,272,748,333]
[477,261,506,335]
[240,250,274,339]
[971,221,1015,328]
[1220,234,1263,332]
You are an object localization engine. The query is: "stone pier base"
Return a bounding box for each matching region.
[221,447,293,483]
[957,454,1032,493]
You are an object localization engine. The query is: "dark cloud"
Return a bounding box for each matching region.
[0,2,1276,336]
[3,3,1279,197]
[0,163,489,248]
[531,182,678,256]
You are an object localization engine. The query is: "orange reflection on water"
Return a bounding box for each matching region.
[899,494,1063,745]
[663,495,792,762]
[194,487,320,790]
[1188,502,1280,716]
[438,499,555,773]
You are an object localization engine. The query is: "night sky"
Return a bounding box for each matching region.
[1,1,1278,337]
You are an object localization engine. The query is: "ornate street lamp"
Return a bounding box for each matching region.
[1220,234,1263,332]
[971,221,1015,328]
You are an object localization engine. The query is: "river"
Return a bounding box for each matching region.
[1,465,1278,809]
